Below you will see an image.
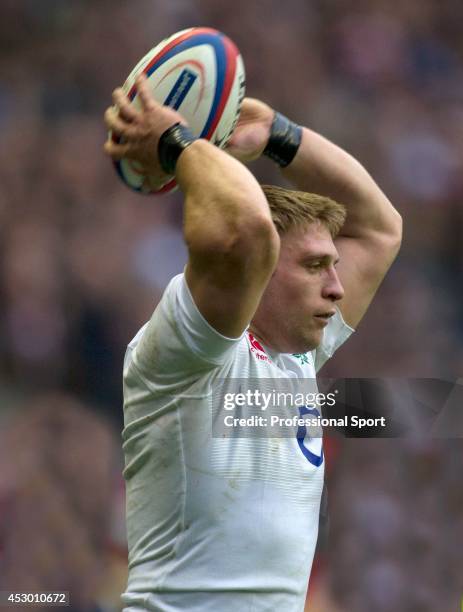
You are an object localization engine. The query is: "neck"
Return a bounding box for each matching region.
[248,324,277,352]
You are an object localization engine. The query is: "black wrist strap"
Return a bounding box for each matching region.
[263,112,302,167]
[158,123,197,175]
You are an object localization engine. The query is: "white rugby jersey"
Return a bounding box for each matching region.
[122,273,353,612]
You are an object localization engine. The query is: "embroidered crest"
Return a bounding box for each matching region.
[293,352,310,365]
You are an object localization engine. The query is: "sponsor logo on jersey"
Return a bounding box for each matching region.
[247,333,271,362]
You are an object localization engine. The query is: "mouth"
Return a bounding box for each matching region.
[313,311,336,324]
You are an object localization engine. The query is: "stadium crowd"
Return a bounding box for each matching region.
[0,0,462,610]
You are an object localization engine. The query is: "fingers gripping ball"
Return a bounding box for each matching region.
[110,27,246,195]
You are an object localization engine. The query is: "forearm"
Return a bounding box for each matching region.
[281,127,402,240]
[177,139,277,255]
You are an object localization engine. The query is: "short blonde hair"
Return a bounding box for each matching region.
[261,185,346,237]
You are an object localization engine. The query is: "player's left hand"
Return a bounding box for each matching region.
[225,98,274,163]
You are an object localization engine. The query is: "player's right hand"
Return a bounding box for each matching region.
[225,97,274,163]
[103,73,187,180]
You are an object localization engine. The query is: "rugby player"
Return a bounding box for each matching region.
[104,74,402,611]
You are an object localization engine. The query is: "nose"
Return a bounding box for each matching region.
[322,266,344,302]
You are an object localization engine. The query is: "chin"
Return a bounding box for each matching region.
[271,324,322,354]
[301,340,320,353]
[297,330,323,353]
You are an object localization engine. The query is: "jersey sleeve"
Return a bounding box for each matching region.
[128,273,244,383]
[313,306,354,373]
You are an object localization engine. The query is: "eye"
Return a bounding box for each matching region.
[307,261,323,270]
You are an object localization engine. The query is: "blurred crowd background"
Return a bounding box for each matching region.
[0,0,462,610]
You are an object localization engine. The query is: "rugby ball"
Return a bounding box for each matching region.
[112,27,246,195]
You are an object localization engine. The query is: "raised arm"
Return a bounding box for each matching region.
[281,126,402,328]
[226,98,402,329]
[104,76,280,338]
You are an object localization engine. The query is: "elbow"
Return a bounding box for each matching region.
[247,214,281,271]
[187,213,280,275]
[220,213,280,273]
[389,208,403,254]
[376,208,402,261]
